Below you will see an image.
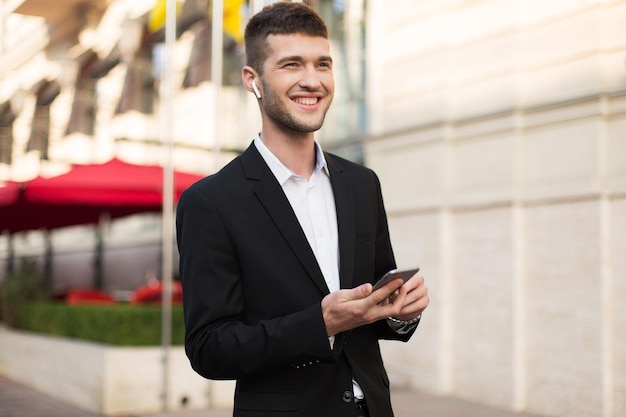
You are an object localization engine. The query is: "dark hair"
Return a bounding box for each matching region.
[244,2,329,75]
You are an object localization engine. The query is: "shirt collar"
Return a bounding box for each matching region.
[254,134,330,185]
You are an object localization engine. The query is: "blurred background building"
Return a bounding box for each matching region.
[0,0,624,416]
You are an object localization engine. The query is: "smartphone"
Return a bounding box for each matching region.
[372,267,420,291]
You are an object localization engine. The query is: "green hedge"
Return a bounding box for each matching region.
[17,302,185,346]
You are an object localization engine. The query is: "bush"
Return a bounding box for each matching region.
[0,259,49,327]
[18,302,185,346]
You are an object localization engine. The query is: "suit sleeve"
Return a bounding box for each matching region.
[370,171,419,342]
[176,185,337,380]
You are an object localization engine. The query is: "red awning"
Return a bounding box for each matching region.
[0,158,204,234]
[0,181,20,205]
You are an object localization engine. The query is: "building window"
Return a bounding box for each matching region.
[0,101,16,165]
[67,49,120,136]
[67,52,98,136]
[183,20,212,88]
[27,80,61,160]
[116,45,155,115]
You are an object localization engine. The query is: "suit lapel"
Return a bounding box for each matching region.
[326,154,355,290]
[241,144,329,295]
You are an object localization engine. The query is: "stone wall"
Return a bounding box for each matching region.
[368,1,626,416]
[0,326,235,415]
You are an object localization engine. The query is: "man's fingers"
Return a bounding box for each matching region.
[394,280,429,319]
[371,277,404,303]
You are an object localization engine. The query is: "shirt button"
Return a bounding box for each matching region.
[342,391,353,403]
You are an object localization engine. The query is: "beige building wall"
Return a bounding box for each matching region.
[367,1,626,416]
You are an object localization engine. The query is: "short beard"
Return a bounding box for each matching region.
[262,88,328,133]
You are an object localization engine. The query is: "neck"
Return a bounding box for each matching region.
[260,128,317,178]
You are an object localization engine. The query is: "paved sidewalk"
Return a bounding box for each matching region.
[0,374,540,417]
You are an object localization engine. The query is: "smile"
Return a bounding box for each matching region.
[293,97,319,105]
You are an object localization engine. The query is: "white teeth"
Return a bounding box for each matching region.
[294,97,317,105]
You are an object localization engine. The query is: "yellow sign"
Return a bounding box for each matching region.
[223,0,244,43]
[149,0,244,43]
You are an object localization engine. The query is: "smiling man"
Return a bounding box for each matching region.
[176,3,429,417]
[248,31,333,135]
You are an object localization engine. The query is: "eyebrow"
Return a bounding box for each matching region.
[276,55,333,65]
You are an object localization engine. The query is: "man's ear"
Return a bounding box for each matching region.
[242,66,260,98]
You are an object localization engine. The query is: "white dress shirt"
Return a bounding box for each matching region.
[254,135,339,293]
[254,135,365,399]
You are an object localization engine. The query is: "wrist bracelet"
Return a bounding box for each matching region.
[388,314,421,325]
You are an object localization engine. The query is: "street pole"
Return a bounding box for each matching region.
[160,0,176,412]
[211,0,223,171]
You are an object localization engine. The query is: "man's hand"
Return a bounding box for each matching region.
[385,273,429,322]
[321,274,425,336]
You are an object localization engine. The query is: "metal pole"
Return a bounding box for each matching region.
[6,231,14,277]
[160,0,176,411]
[0,0,5,57]
[211,0,223,170]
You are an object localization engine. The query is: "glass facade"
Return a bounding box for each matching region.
[315,0,367,162]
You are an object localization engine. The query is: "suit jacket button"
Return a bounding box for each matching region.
[342,391,353,403]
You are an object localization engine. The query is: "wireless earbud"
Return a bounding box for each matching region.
[251,80,262,99]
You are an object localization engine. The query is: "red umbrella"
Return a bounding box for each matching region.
[0,158,204,234]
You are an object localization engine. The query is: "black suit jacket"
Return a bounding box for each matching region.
[176,143,417,417]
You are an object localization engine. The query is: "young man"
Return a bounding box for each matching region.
[176,3,429,416]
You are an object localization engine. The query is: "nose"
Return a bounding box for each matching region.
[298,65,323,90]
